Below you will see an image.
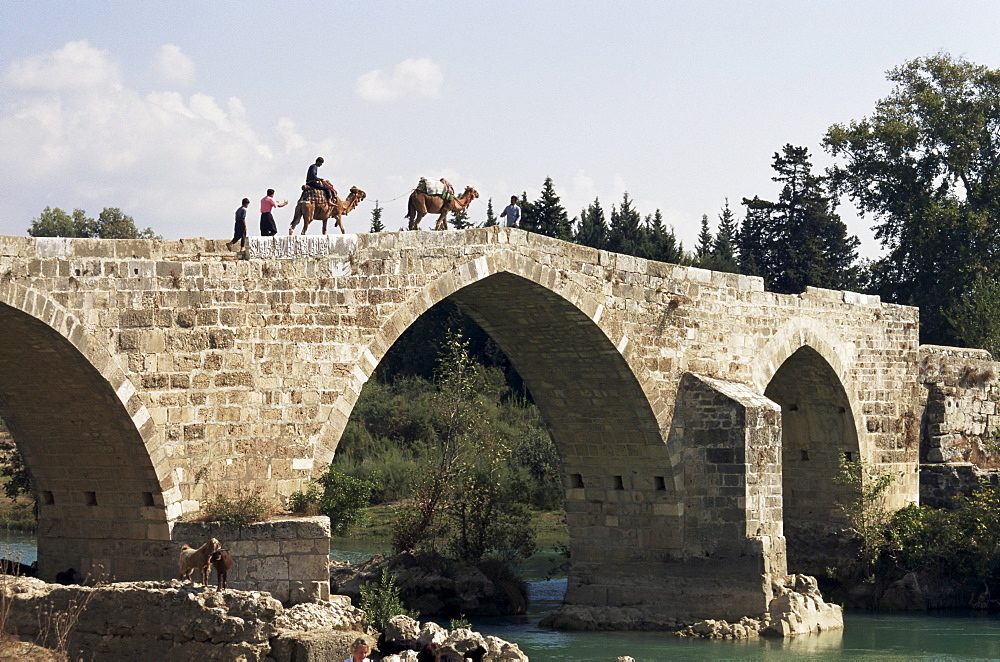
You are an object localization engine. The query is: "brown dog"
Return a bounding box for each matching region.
[178,538,221,585]
[209,549,234,590]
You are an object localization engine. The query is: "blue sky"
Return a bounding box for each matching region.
[3,1,1000,257]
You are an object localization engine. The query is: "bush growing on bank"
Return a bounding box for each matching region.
[288,467,373,535]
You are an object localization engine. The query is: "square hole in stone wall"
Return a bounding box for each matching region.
[143,492,155,507]
[801,450,810,461]
[84,491,97,506]
[843,451,854,462]
[613,476,624,490]
[41,491,54,505]
[654,476,666,491]
[569,473,584,489]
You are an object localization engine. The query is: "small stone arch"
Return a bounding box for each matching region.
[749,317,866,574]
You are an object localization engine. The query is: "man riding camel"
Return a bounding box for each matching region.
[306,157,336,203]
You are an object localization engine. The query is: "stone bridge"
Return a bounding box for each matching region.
[0,228,922,625]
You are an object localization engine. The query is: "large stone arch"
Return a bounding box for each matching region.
[0,281,171,581]
[750,319,863,574]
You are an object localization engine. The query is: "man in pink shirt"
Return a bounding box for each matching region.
[260,188,288,236]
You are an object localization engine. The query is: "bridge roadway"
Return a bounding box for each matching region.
[0,229,921,626]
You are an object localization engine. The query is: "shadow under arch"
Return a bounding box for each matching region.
[763,344,861,575]
[326,255,690,614]
[0,286,170,581]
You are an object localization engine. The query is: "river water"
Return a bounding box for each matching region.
[4,532,1000,660]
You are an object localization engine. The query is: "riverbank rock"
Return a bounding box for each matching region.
[382,615,528,661]
[763,574,844,637]
[0,576,383,660]
[674,574,844,639]
[330,552,528,617]
[878,572,927,611]
[1,577,283,660]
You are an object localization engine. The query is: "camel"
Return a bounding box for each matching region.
[289,185,367,235]
[406,186,480,230]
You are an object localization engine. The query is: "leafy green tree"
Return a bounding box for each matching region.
[28,206,155,239]
[574,198,608,249]
[607,192,643,256]
[93,207,157,238]
[369,200,384,233]
[391,331,537,563]
[28,207,92,237]
[825,53,1000,346]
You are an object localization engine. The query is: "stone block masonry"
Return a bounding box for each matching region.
[172,516,331,604]
[0,230,921,626]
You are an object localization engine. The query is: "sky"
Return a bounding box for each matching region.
[3,2,1000,258]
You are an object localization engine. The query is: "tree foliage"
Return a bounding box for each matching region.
[369,200,385,233]
[389,331,538,562]
[739,145,860,293]
[28,206,157,239]
[825,53,1000,346]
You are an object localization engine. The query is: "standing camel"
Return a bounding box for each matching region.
[289,186,367,235]
[406,186,479,230]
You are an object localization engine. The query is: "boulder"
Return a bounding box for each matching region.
[763,574,844,637]
[878,572,927,611]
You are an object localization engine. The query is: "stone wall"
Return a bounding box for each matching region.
[918,345,1000,505]
[0,230,921,624]
[172,517,330,604]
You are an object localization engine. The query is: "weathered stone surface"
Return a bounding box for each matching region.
[0,231,925,627]
[878,572,927,611]
[763,574,843,637]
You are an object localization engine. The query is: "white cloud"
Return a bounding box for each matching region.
[6,40,120,91]
[355,57,443,103]
[154,44,195,85]
[0,41,352,240]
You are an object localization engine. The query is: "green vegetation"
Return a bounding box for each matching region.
[288,467,373,535]
[359,567,419,631]
[201,487,274,526]
[833,458,896,577]
[28,206,158,239]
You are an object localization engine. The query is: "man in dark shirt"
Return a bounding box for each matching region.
[226,198,250,250]
[306,157,334,202]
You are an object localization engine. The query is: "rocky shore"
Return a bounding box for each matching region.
[0,577,527,661]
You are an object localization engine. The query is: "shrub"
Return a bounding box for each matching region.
[203,487,274,526]
[289,468,373,535]
[359,567,418,632]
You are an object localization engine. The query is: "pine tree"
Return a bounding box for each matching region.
[574,198,608,249]
[450,206,473,230]
[710,199,740,273]
[695,214,714,264]
[528,177,571,240]
[740,145,859,293]
[647,209,683,264]
[483,199,497,227]
[369,200,384,233]
[518,192,537,233]
[608,192,643,256]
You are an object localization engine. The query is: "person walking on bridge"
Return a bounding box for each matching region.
[260,189,288,237]
[226,197,250,250]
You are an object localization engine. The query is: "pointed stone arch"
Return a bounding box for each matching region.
[0,280,171,580]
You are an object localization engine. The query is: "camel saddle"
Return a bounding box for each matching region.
[416,177,455,201]
[299,183,338,205]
